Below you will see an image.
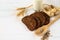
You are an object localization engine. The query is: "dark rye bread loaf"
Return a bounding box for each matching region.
[22,11,50,31]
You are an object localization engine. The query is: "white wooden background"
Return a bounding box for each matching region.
[0,0,60,40]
